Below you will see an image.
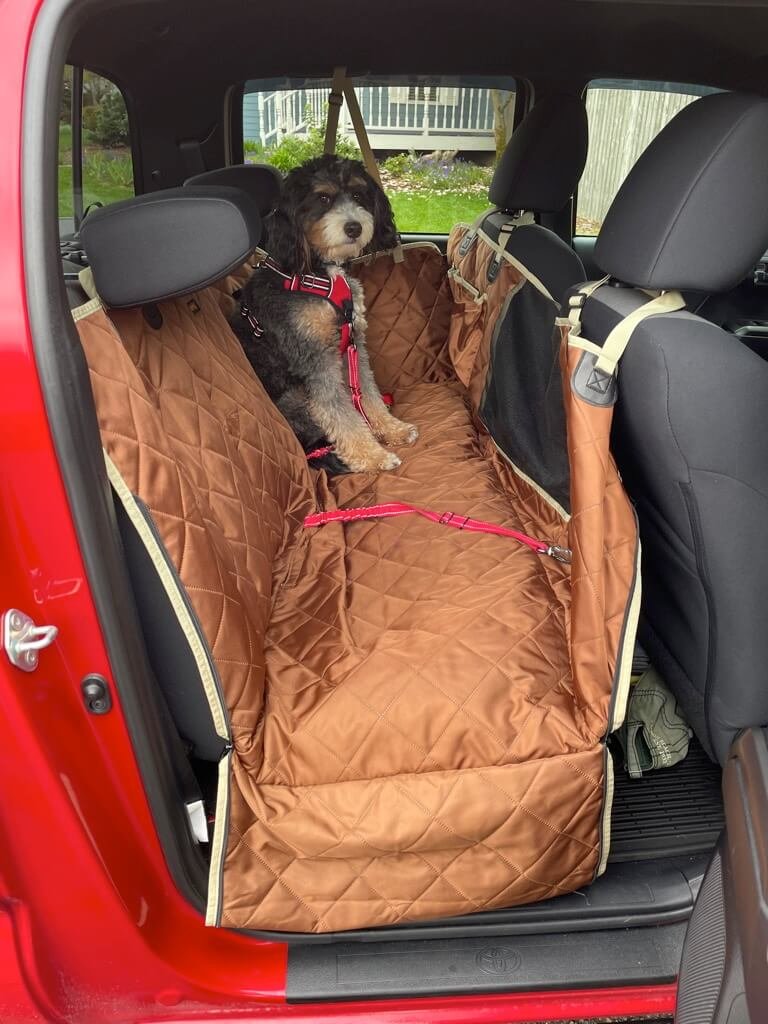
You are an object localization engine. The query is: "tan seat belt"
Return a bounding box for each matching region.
[324,67,404,262]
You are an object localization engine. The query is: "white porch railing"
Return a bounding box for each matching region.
[246,86,500,153]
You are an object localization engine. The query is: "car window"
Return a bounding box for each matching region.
[241,76,516,234]
[576,79,721,236]
[59,66,134,235]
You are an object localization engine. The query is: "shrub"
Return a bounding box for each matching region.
[263,104,360,173]
[82,104,99,134]
[381,152,412,177]
[91,90,130,148]
[244,139,265,159]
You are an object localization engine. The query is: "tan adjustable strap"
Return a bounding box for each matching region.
[342,81,381,185]
[324,66,346,155]
[567,276,610,332]
[567,278,686,373]
[594,290,686,374]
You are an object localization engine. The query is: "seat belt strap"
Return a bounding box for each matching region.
[304,502,571,562]
[324,66,347,154]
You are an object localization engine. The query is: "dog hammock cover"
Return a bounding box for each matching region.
[73,232,638,934]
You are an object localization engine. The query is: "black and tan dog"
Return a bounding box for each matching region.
[231,155,418,473]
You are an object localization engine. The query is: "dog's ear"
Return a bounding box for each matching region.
[266,207,312,276]
[369,177,399,253]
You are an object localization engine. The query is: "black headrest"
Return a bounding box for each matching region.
[184,163,282,218]
[80,186,261,309]
[595,92,768,293]
[488,94,588,213]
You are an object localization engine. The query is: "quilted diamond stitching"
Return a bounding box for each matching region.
[74,249,636,933]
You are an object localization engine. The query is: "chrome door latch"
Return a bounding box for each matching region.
[2,609,58,672]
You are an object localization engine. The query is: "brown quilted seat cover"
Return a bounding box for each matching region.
[350,245,455,391]
[74,243,638,934]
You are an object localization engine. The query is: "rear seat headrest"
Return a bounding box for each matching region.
[80,186,261,309]
[488,94,588,214]
[184,163,282,218]
[595,91,768,293]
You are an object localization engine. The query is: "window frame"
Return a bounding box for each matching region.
[59,63,138,237]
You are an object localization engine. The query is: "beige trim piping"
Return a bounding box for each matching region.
[490,438,571,522]
[71,296,103,322]
[206,749,232,926]
[104,453,230,743]
[596,538,642,874]
[350,240,441,267]
[596,752,615,877]
[105,451,231,927]
[78,266,99,301]
[609,539,643,736]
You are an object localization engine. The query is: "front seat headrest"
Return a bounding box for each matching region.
[184,163,282,218]
[80,186,261,309]
[594,91,768,293]
[489,94,588,214]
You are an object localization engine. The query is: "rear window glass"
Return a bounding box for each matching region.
[577,79,721,236]
[241,76,516,234]
[59,65,134,234]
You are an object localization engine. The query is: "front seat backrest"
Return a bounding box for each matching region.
[447,93,589,510]
[576,91,768,763]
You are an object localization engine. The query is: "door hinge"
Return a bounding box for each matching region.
[2,609,58,672]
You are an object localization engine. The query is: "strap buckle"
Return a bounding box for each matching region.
[546,545,572,564]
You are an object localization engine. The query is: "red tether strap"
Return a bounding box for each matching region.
[304,503,571,562]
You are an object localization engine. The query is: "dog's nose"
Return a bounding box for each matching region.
[344,221,362,239]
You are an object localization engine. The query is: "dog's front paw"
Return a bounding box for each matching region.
[380,420,419,448]
[340,439,401,473]
[377,450,402,471]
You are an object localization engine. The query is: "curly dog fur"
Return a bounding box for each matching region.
[230,155,418,473]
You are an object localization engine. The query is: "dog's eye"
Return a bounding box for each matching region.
[318,194,332,206]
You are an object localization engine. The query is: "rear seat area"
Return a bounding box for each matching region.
[71,100,638,935]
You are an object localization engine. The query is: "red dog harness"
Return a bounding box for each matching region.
[240,257,379,457]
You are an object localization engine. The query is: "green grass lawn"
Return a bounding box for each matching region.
[389,192,489,234]
[57,163,485,237]
[58,163,134,218]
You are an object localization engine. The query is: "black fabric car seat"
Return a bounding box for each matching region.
[479,93,589,304]
[446,93,590,510]
[567,91,768,763]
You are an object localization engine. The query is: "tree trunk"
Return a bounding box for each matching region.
[490,89,513,162]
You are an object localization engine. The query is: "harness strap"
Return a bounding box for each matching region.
[304,503,572,562]
[345,343,372,428]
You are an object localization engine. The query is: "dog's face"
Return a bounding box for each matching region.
[268,155,398,273]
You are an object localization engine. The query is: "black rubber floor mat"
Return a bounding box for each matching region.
[609,737,724,860]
